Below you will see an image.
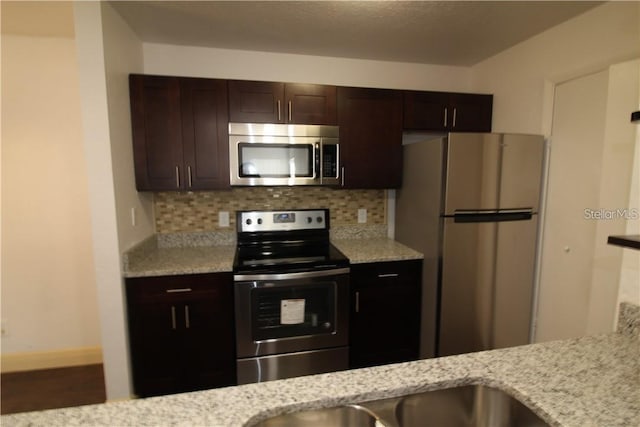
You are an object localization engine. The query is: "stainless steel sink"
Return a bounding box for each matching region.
[252,385,550,427]
[392,385,549,427]
[252,404,382,427]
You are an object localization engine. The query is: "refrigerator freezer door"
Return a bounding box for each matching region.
[438,215,538,357]
[499,134,545,212]
[444,133,501,215]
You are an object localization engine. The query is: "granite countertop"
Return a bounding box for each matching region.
[332,237,422,264]
[122,229,423,278]
[124,245,236,278]
[3,303,638,427]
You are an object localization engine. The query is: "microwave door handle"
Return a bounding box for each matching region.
[315,142,320,180]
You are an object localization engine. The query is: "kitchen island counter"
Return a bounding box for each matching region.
[3,303,638,427]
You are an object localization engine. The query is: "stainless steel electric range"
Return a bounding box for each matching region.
[233,209,350,384]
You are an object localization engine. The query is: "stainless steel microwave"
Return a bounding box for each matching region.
[229,123,340,186]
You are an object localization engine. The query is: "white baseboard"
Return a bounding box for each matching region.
[1,347,103,373]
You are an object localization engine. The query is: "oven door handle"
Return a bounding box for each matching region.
[234,267,349,282]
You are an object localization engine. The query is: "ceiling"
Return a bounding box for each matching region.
[110,1,602,66]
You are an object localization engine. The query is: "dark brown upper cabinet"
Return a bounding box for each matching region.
[404,91,493,132]
[130,74,230,191]
[228,80,337,125]
[338,87,403,189]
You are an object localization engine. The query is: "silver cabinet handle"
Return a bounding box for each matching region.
[175,166,180,188]
[444,107,448,127]
[184,305,190,329]
[288,100,292,122]
[277,100,281,121]
[341,166,345,187]
[452,107,457,128]
[355,291,360,313]
[187,166,193,188]
[171,306,177,330]
[378,273,399,278]
[166,288,192,293]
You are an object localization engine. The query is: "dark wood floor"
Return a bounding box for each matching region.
[1,364,106,415]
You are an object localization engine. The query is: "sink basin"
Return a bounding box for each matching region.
[393,385,549,427]
[251,384,549,427]
[252,404,382,427]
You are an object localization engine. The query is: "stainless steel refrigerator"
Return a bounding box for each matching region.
[395,133,545,358]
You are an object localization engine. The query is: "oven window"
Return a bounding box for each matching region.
[238,143,313,178]
[251,282,336,340]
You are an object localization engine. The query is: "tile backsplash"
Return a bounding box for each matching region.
[154,187,387,233]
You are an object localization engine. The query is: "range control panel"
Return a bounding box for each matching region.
[237,209,328,233]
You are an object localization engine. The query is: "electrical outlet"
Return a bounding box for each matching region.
[219,211,230,228]
[357,208,367,224]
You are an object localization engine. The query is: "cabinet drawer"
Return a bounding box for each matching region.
[351,260,421,286]
[126,273,232,303]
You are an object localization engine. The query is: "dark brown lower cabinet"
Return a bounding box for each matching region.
[126,273,235,397]
[349,260,422,369]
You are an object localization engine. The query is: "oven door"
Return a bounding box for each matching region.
[234,269,349,358]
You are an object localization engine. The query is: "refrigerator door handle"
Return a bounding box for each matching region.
[452,209,534,223]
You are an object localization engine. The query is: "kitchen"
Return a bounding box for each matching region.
[2,1,639,425]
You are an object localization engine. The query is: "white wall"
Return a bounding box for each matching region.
[588,60,640,333]
[73,1,150,400]
[102,3,154,252]
[143,43,472,92]
[1,31,101,358]
[471,2,640,135]
[616,68,640,311]
[470,2,640,342]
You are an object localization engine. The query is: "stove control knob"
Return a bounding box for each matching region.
[246,218,252,225]
[316,216,323,223]
[306,217,313,224]
[257,218,263,225]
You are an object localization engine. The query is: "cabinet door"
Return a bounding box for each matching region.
[126,273,236,397]
[228,80,285,123]
[338,87,403,188]
[180,273,236,390]
[403,91,493,132]
[349,260,422,369]
[180,78,230,190]
[403,90,450,131]
[126,280,184,397]
[449,93,493,132]
[285,83,337,124]
[130,75,184,190]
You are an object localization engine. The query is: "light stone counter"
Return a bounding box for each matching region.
[331,238,423,264]
[3,303,638,427]
[122,232,236,278]
[123,245,235,278]
[122,230,423,277]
